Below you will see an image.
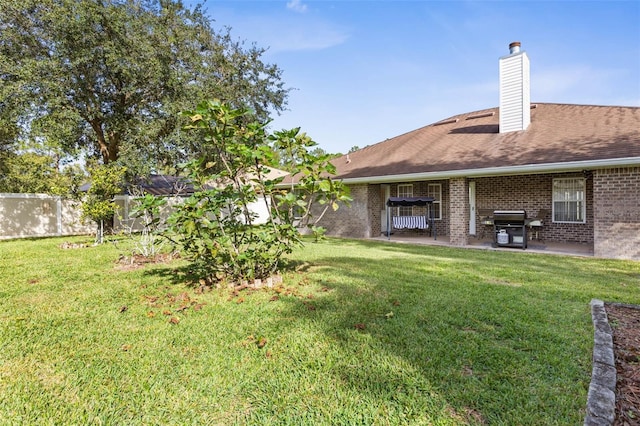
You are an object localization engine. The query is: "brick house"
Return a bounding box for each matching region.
[313,42,640,260]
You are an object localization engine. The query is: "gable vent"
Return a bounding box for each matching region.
[499,41,530,133]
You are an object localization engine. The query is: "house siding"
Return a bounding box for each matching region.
[593,167,640,260]
[474,173,594,244]
[499,51,530,133]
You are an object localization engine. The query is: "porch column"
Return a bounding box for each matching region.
[593,167,640,260]
[449,177,469,246]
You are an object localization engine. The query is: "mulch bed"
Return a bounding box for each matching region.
[606,303,640,426]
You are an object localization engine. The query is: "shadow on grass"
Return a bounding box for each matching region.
[257,238,640,424]
[142,257,311,288]
[141,237,640,424]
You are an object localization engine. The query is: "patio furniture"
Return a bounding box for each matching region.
[392,215,428,230]
[477,208,495,239]
[526,209,549,242]
[386,196,436,240]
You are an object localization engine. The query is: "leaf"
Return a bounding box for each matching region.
[257,337,267,348]
[119,305,128,313]
[169,317,180,325]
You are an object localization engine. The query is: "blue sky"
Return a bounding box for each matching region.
[195,0,640,154]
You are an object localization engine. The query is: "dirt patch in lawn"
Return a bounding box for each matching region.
[607,303,640,426]
[115,252,180,271]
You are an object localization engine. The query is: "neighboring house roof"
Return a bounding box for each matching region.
[203,166,290,190]
[332,103,640,183]
[79,175,194,196]
[136,168,290,195]
[82,168,290,196]
[131,175,193,196]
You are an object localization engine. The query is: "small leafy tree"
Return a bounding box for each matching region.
[168,100,350,285]
[269,128,352,237]
[81,164,126,244]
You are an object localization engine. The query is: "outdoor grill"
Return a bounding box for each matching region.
[493,210,527,249]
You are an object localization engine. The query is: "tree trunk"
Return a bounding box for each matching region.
[107,131,119,163]
[89,119,119,164]
[89,119,110,164]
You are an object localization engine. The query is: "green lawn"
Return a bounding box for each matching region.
[1,236,639,425]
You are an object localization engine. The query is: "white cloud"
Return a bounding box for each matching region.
[236,15,349,53]
[531,65,631,104]
[270,24,348,52]
[204,4,349,54]
[286,0,308,13]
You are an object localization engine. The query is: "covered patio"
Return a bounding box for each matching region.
[372,232,594,257]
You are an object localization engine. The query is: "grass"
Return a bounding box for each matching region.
[1,236,639,425]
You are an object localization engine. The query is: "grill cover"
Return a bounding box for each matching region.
[493,210,526,223]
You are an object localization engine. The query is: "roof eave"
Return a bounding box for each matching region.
[339,157,640,184]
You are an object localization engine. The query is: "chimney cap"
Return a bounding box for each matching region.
[509,41,521,54]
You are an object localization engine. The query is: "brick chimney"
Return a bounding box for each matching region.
[499,41,530,133]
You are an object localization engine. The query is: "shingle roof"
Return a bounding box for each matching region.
[82,168,290,196]
[331,103,640,182]
[133,168,290,195]
[131,175,194,196]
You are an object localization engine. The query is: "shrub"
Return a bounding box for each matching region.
[168,101,349,285]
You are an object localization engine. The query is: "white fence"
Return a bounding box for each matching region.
[0,193,274,240]
[112,195,184,233]
[0,193,95,240]
[0,193,172,240]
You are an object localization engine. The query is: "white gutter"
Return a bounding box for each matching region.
[339,157,640,185]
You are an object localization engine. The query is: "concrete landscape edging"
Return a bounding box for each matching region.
[584,299,617,426]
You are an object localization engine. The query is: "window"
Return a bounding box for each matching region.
[552,178,586,223]
[397,184,413,216]
[427,183,442,220]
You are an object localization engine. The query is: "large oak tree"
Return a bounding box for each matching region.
[0,0,288,175]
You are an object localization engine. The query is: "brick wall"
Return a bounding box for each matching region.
[315,184,371,238]
[593,167,640,260]
[317,171,604,247]
[474,173,594,244]
[369,184,383,237]
[449,178,468,246]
